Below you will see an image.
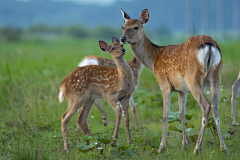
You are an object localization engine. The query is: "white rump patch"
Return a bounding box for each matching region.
[197,45,221,67]
[197,45,209,65]
[78,57,99,67]
[211,47,221,66]
[58,88,64,103]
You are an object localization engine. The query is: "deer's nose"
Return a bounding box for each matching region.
[120,36,126,42]
[121,48,125,53]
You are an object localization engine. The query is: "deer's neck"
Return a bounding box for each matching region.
[130,55,143,73]
[130,32,163,71]
[114,57,133,78]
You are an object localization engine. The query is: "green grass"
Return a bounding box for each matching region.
[0,38,240,159]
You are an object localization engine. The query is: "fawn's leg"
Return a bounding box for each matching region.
[107,99,122,140]
[94,100,108,126]
[129,95,139,129]
[120,98,132,144]
[76,100,107,130]
[76,108,82,131]
[61,101,81,152]
[77,99,94,136]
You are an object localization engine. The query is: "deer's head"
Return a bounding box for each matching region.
[99,37,126,59]
[120,8,149,44]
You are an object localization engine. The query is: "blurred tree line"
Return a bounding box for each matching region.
[0,24,172,43]
[0,26,22,42]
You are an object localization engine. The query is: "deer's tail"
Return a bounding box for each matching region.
[58,86,64,103]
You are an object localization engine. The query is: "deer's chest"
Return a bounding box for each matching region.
[117,79,135,98]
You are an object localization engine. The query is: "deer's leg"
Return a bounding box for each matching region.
[76,100,107,130]
[77,99,94,136]
[231,71,240,124]
[129,95,139,129]
[186,80,211,154]
[120,98,132,144]
[178,92,188,149]
[107,99,122,140]
[76,108,82,131]
[158,80,172,153]
[210,73,229,156]
[94,100,108,126]
[61,101,81,152]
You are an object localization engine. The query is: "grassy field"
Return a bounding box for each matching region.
[0,38,240,159]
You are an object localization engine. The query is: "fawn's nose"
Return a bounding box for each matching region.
[121,48,125,53]
[120,36,126,42]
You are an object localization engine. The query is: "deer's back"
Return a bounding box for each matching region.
[153,35,221,93]
[86,56,142,87]
[61,65,135,100]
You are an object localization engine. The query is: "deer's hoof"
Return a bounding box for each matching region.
[64,145,70,153]
[158,146,166,153]
[104,122,107,126]
[193,147,202,155]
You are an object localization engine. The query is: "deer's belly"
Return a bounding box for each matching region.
[169,74,191,93]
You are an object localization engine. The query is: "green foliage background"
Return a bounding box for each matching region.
[0,37,240,159]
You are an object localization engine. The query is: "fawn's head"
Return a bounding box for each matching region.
[99,37,126,59]
[120,8,149,44]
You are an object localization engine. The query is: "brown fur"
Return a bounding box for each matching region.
[76,55,143,129]
[59,39,135,152]
[120,8,229,156]
[80,55,142,86]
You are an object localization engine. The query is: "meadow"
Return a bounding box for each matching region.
[0,37,240,159]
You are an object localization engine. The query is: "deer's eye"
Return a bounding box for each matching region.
[134,27,139,30]
[112,47,115,50]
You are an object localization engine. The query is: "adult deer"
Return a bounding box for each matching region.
[59,37,135,152]
[120,8,229,155]
[77,55,143,129]
[231,70,240,124]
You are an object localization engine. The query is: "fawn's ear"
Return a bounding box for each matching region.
[139,9,149,24]
[121,8,131,23]
[99,41,110,52]
[112,37,120,43]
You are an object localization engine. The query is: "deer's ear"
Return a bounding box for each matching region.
[121,8,131,23]
[112,37,120,43]
[139,9,149,24]
[99,41,110,52]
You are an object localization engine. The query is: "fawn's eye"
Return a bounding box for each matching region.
[112,47,115,50]
[134,27,139,30]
